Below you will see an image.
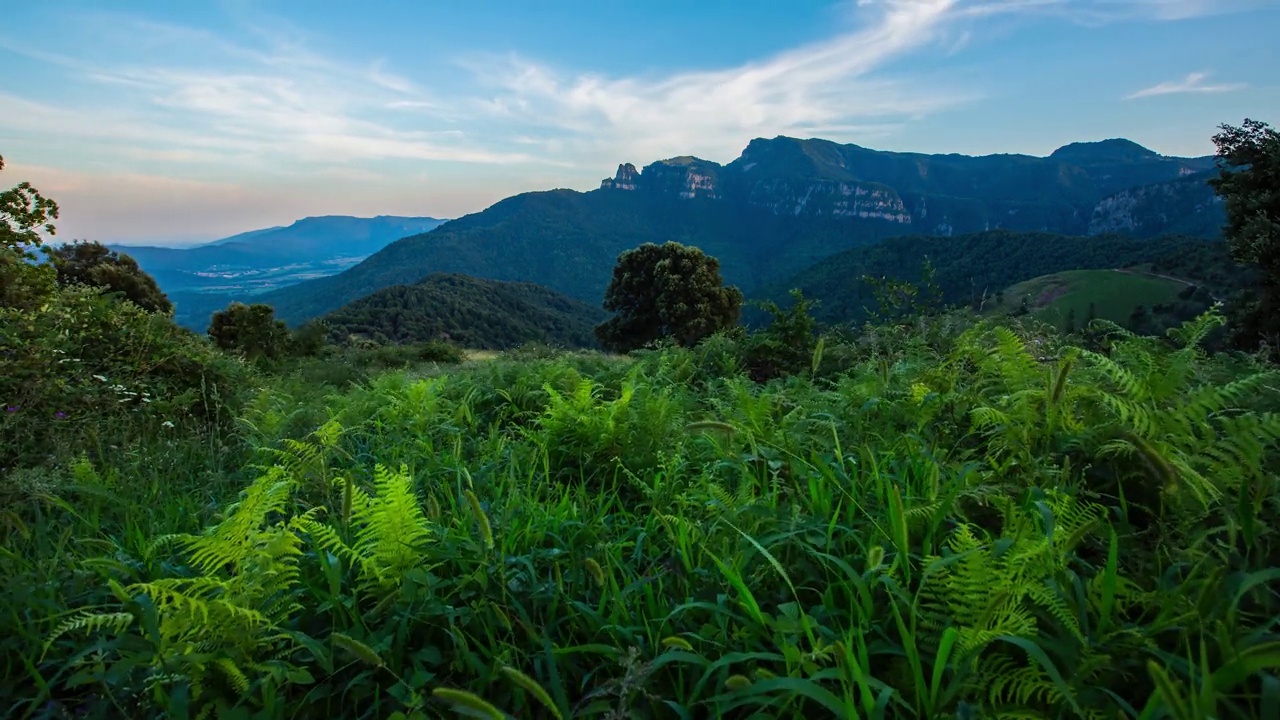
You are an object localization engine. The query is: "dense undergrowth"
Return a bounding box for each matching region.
[4,303,1280,720]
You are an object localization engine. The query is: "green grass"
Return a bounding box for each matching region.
[998,268,1188,329]
[4,309,1280,719]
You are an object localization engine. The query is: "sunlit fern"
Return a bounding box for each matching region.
[295,463,434,590]
[45,466,305,706]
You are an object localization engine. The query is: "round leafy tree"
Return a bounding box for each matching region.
[595,241,743,352]
[46,240,173,315]
[208,302,291,361]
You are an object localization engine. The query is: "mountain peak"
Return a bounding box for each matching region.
[1049,139,1161,163]
[600,163,640,190]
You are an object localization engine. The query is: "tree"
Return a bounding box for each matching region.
[1,155,59,309]
[208,302,291,361]
[595,242,743,353]
[1208,118,1280,353]
[45,240,173,315]
[0,155,58,255]
[1209,119,1280,283]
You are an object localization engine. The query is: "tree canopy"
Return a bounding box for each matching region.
[595,241,743,352]
[46,240,174,315]
[208,302,292,361]
[0,155,59,256]
[0,155,59,309]
[1209,118,1280,284]
[1209,118,1280,353]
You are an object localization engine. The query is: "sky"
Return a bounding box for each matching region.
[1,0,1277,245]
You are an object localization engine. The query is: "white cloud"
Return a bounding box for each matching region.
[458,0,992,164]
[1125,71,1247,100]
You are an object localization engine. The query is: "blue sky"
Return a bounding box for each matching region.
[1,0,1276,244]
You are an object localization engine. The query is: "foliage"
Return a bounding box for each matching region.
[0,155,60,311]
[596,241,744,352]
[209,302,294,362]
[1210,119,1280,282]
[45,240,174,315]
[0,159,250,473]
[4,302,1279,719]
[0,154,59,254]
[323,273,604,350]
[1209,118,1280,356]
[753,230,1215,328]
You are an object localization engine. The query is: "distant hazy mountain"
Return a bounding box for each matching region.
[110,215,448,295]
[255,135,1221,325]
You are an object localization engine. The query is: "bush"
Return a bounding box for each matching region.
[208,302,291,361]
[0,284,252,471]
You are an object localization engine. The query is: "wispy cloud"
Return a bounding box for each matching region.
[0,0,1267,242]
[1125,71,1247,100]
[0,18,537,173]
[458,0,999,163]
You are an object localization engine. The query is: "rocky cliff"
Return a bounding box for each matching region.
[1088,170,1224,238]
[598,135,1218,237]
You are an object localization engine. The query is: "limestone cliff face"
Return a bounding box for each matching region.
[640,157,722,199]
[740,178,911,222]
[595,136,1217,236]
[1088,172,1224,237]
[600,163,639,191]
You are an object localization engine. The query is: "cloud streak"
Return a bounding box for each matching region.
[1125,71,1247,100]
[460,0,990,163]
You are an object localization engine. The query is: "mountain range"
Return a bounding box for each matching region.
[244,136,1224,326]
[111,215,447,297]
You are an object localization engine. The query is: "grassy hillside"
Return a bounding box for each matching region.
[998,269,1187,329]
[752,230,1213,327]
[322,272,606,350]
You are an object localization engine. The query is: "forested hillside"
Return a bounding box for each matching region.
[258,135,1220,325]
[751,230,1214,326]
[322,273,605,349]
[257,189,908,323]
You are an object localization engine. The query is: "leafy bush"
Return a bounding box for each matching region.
[46,240,174,315]
[208,301,292,361]
[7,306,1279,719]
[0,284,252,471]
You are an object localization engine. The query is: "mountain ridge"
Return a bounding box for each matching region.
[249,134,1224,325]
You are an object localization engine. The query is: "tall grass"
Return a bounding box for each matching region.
[3,310,1279,719]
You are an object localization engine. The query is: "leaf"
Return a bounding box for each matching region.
[500,666,563,720]
[432,687,508,720]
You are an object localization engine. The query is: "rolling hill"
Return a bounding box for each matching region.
[255,136,1221,325]
[321,273,607,350]
[997,269,1189,329]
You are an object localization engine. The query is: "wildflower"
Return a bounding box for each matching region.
[5,406,17,413]
[54,411,67,419]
